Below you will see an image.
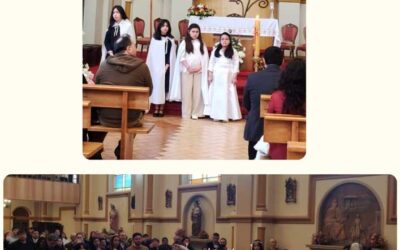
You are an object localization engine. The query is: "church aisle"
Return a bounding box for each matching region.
[100,114,247,159]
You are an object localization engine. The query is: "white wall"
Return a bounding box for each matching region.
[299,3,306,44]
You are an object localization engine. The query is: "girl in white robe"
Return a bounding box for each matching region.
[101,5,134,62]
[206,32,242,121]
[169,23,209,119]
[146,19,176,117]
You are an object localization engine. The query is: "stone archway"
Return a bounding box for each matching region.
[318,182,381,246]
[12,207,30,231]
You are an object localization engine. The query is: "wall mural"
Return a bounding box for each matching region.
[318,183,381,246]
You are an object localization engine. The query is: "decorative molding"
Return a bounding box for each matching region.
[5,206,76,221]
[84,175,90,214]
[387,175,397,224]
[145,175,154,214]
[256,175,267,211]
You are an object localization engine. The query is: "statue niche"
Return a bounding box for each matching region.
[318,183,381,246]
[191,200,203,236]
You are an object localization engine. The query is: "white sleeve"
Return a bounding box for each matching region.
[232,49,240,74]
[208,48,216,72]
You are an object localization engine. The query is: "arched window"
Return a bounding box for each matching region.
[113,175,132,192]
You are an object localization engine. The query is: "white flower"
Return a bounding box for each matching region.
[239,58,243,63]
[197,4,204,8]
[238,51,246,58]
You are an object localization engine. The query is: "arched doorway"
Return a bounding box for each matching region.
[318,182,381,246]
[12,207,30,231]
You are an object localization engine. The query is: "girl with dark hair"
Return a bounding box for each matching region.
[267,58,306,159]
[205,32,242,122]
[101,5,134,61]
[107,235,123,250]
[170,23,209,119]
[146,19,177,117]
[252,240,264,250]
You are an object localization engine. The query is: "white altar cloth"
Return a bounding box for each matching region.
[189,16,281,46]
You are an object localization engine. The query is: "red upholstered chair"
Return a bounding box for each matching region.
[280,23,298,58]
[134,17,151,52]
[154,17,161,32]
[296,26,306,57]
[178,19,189,41]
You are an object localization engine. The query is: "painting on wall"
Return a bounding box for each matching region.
[318,182,381,246]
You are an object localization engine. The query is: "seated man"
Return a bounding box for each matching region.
[268,238,280,250]
[205,233,220,250]
[95,34,153,128]
[93,34,153,158]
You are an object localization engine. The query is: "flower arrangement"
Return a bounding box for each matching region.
[187,4,216,19]
[83,63,95,84]
[214,36,246,64]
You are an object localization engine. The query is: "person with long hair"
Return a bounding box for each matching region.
[107,235,123,250]
[146,19,177,117]
[101,5,134,61]
[205,32,242,121]
[267,58,306,159]
[252,240,264,250]
[170,23,209,119]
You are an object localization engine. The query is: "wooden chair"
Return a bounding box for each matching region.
[82,100,104,159]
[263,113,306,158]
[296,26,306,57]
[83,85,155,159]
[154,17,161,32]
[133,17,151,52]
[280,23,298,58]
[178,19,189,41]
[259,94,272,118]
[287,141,306,159]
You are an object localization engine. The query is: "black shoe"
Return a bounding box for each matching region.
[159,111,164,117]
[153,112,159,117]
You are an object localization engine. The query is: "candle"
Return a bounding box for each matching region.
[269,2,274,18]
[254,15,260,58]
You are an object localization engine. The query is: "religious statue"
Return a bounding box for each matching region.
[322,198,346,242]
[131,195,135,209]
[109,204,119,233]
[191,200,202,236]
[285,177,297,203]
[350,214,363,243]
[98,196,103,210]
[166,190,172,208]
[227,184,236,205]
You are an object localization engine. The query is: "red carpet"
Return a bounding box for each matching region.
[89,51,288,117]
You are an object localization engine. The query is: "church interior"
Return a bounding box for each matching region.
[82,0,306,160]
[3,175,396,249]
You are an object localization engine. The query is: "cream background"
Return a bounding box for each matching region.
[1,0,400,248]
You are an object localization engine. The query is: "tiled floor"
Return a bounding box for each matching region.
[101,114,248,160]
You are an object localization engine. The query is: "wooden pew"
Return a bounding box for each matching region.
[263,113,306,159]
[83,84,154,159]
[287,141,306,159]
[82,100,104,159]
[259,94,271,117]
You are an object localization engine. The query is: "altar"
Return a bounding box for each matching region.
[189,16,281,71]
